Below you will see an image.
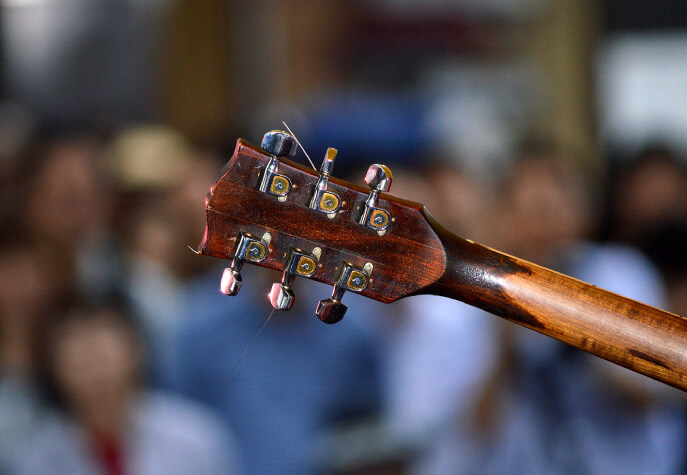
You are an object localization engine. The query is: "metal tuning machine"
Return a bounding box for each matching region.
[259,130,297,201]
[220,232,270,296]
[316,262,372,324]
[268,247,322,310]
[359,164,392,235]
[309,147,342,218]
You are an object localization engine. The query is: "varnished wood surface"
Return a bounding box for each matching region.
[200,138,687,391]
[423,215,687,391]
[199,139,445,302]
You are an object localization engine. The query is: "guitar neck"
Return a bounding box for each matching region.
[200,135,686,391]
[422,216,687,391]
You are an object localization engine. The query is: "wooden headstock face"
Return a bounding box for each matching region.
[198,137,446,308]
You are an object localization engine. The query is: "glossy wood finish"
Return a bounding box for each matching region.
[200,138,687,391]
[423,216,687,391]
[199,139,445,302]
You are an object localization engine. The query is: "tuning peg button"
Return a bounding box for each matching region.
[259,131,295,201]
[365,164,392,192]
[261,130,297,158]
[269,248,320,310]
[268,284,296,311]
[220,232,269,296]
[315,263,371,324]
[359,164,393,235]
[309,148,342,218]
[316,298,347,324]
[220,268,242,296]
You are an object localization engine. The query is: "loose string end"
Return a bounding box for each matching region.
[282,121,317,170]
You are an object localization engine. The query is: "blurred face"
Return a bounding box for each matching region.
[172,154,220,238]
[171,156,221,275]
[499,159,588,263]
[391,168,436,207]
[127,154,220,276]
[28,141,110,247]
[52,315,139,413]
[128,207,178,268]
[0,248,60,372]
[615,159,687,237]
[0,249,46,322]
[430,167,492,243]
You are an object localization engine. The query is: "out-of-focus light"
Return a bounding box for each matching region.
[599,33,687,155]
[2,0,48,8]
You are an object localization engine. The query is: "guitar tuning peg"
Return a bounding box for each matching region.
[261,130,297,158]
[259,130,296,201]
[359,164,393,235]
[220,232,270,296]
[316,262,371,324]
[268,247,321,310]
[309,147,342,218]
[315,292,347,325]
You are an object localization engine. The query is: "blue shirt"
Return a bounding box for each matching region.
[166,267,381,474]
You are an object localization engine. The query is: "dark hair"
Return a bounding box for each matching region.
[36,299,147,410]
[601,143,686,242]
[641,221,687,280]
[631,144,685,172]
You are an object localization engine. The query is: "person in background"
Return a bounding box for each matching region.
[642,221,687,318]
[361,165,501,474]
[475,145,686,475]
[17,305,241,475]
[119,196,202,381]
[109,125,220,381]
[607,145,687,246]
[167,264,381,475]
[425,160,497,245]
[0,243,64,473]
[24,135,121,303]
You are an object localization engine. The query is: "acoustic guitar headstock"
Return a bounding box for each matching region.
[198,131,446,323]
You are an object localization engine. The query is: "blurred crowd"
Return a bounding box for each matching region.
[0,120,685,475]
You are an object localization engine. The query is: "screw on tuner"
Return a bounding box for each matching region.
[316,262,372,324]
[309,147,342,218]
[269,247,322,310]
[220,232,271,296]
[359,164,393,235]
[259,130,296,201]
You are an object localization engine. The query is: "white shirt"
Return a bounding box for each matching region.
[16,391,241,475]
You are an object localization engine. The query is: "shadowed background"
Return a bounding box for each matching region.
[0,1,686,474]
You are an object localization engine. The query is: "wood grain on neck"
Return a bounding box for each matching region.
[422,213,687,391]
[199,138,686,392]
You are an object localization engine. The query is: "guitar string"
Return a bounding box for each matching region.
[227,309,276,378]
[282,121,317,170]
[211,124,305,378]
